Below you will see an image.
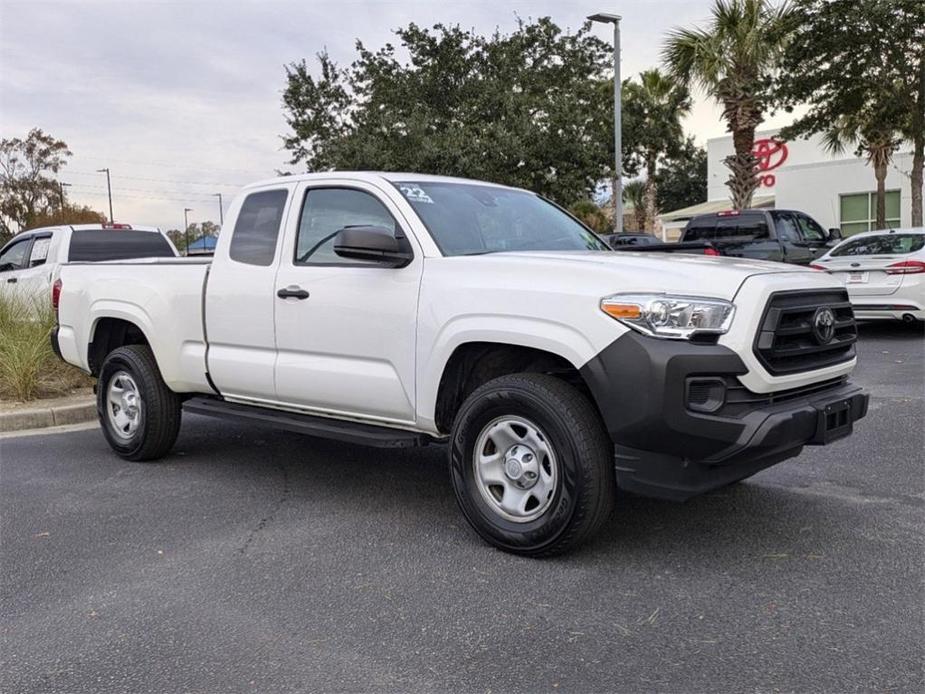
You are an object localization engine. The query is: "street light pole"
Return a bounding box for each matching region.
[588,12,623,235]
[212,193,224,226]
[96,168,114,223]
[183,207,193,256]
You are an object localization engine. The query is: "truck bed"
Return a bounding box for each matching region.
[56,260,213,393]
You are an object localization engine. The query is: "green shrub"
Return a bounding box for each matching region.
[0,291,91,401]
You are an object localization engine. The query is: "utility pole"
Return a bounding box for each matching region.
[183,207,193,256]
[96,168,113,222]
[588,12,623,234]
[58,181,72,209]
[212,192,224,226]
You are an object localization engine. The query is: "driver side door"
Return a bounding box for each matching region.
[273,181,423,425]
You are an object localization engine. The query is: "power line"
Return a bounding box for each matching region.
[77,154,281,176]
[67,169,248,188]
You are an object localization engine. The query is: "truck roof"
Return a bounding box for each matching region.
[242,171,521,192]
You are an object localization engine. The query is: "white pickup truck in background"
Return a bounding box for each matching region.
[0,223,177,299]
[52,172,869,556]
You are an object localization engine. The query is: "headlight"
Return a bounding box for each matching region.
[600,293,735,340]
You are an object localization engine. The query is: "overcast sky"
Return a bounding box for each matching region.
[1,0,798,230]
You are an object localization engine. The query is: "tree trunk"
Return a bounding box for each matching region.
[725,124,758,210]
[873,151,888,229]
[644,157,658,233]
[912,57,924,227]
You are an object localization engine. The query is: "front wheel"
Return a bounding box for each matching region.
[449,373,615,557]
[97,345,181,461]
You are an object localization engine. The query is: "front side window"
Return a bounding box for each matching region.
[771,211,800,242]
[295,188,397,265]
[795,214,826,242]
[393,181,607,256]
[0,238,30,272]
[831,233,925,257]
[229,189,288,266]
[839,191,901,236]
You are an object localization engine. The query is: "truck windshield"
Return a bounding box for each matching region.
[392,181,608,256]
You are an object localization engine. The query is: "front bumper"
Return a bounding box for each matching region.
[580,332,869,501]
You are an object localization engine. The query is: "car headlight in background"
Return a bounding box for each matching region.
[600,293,735,340]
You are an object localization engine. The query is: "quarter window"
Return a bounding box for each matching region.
[295,188,398,265]
[839,191,901,236]
[29,237,51,266]
[229,189,288,266]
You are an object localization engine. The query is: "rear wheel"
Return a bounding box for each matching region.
[449,373,615,557]
[97,345,181,461]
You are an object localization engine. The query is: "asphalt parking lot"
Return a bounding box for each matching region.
[1,323,922,693]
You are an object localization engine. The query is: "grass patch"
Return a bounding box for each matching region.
[0,291,92,402]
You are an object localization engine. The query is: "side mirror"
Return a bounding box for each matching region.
[0,262,15,273]
[333,226,413,267]
[828,227,843,241]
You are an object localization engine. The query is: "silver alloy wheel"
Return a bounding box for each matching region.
[106,370,142,440]
[473,415,558,523]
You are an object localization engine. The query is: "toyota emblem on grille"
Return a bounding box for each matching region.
[812,307,836,344]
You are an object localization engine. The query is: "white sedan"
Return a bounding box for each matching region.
[813,228,925,323]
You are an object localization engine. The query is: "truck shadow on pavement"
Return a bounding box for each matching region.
[171,417,853,562]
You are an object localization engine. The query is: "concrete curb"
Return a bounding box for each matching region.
[0,399,97,433]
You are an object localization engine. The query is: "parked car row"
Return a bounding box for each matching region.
[605,209,923,323]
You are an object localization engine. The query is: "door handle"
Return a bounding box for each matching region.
[6,277,16,283]
[277,285,309,300]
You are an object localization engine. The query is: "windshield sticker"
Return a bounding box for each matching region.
[399,184,434,204]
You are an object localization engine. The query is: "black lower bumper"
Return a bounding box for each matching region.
[580,332,869,501]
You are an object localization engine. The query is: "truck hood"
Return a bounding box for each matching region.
[466,250,815,300]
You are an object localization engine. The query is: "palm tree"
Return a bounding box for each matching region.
[622,180,647,232]
[625,70,691,230]
[663,0,793,209]
[823,116,901,230]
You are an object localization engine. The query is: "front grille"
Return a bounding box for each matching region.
[754,289,857,375]
[719,376,847,418]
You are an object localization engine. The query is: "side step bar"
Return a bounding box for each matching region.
[183,397,433,449]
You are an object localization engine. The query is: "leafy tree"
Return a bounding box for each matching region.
[568,199,610,234]
[282,18,615,205]
[166,221,221,254]
[663,0,794,210]
[26,204,106,230]
[0,128,72,242]
[654,138,708,214]
[623,70,691,230]
[777,0,925,228]
[622,179,647,232]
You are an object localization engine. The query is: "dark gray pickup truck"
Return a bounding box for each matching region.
[620,209,843,265]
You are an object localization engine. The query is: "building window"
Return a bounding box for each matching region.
[839,190,901,236]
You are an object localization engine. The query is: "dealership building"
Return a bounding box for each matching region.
[658,127,919,240]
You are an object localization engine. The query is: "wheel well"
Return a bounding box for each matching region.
[434,342,598,434]
[88,318,150,376]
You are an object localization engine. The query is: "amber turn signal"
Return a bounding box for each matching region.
[600,302,642,320]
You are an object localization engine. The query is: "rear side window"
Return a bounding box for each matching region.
[29,237,51,267]
[229,189,288,266]
[715,215,769,240]
[68,230,175,262]
[683,220,715,241]
[831,234,925,257]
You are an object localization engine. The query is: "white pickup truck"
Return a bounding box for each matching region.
[53,172,869,556]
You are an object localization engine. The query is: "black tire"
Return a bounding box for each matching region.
[449,373,615,557]
[97,344,181,461]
